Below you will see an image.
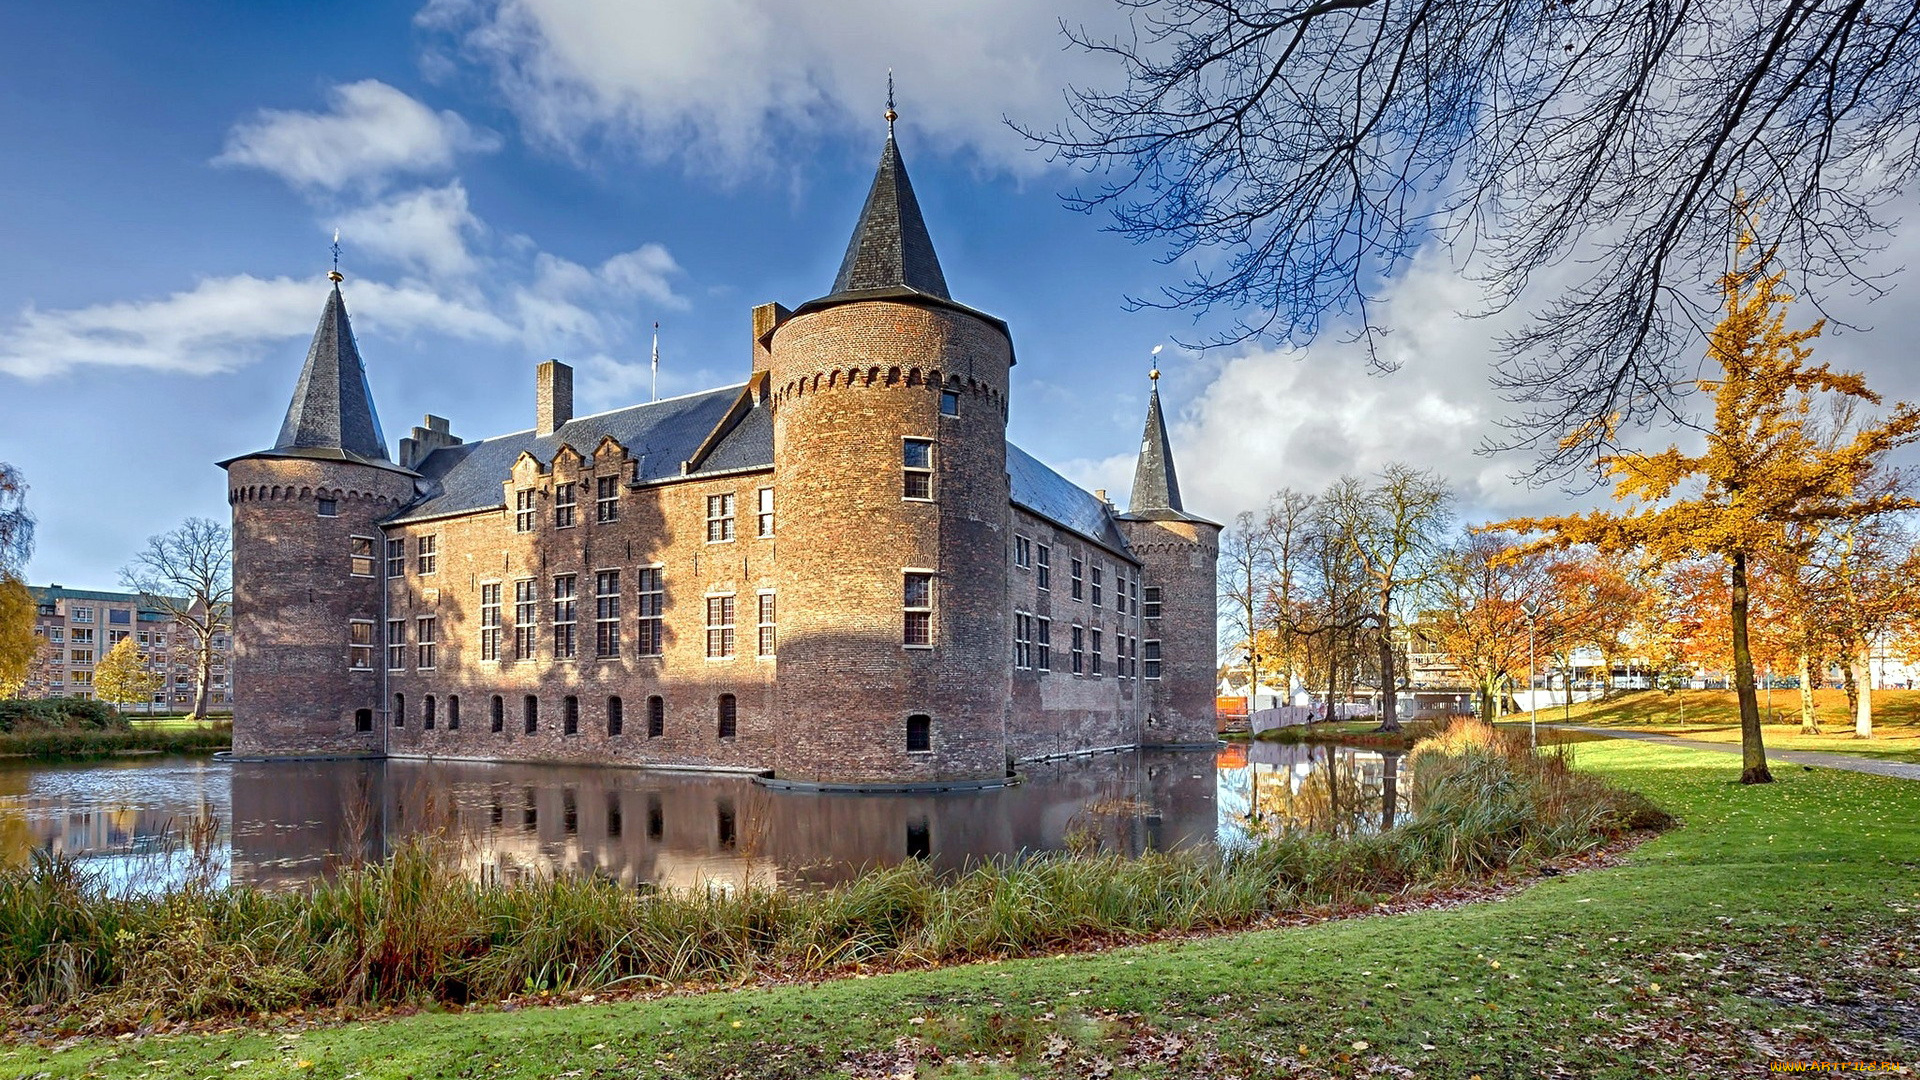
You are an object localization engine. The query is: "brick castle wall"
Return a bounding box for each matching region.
[1121,518,1222,744]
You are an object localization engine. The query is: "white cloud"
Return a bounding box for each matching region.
[417,0,1126,176]
[336,182,486,279]
[215,79,501,192]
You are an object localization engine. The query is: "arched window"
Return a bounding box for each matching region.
[906,713,932,752]
[354,708,373,732]
[563,695,579,736]
[524,695,538,734]
[423,695,437,729]
[447,695,460,730]
[393,693,405,728]
[607,696,624,736]
[490,695,504,733]
[717,693,737,739]
[647,695,664,738]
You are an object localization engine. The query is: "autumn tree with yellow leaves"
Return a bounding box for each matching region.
[1497,234,1920,783]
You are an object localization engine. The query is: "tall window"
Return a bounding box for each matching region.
[1092,567,1104,608]
[1115,633,1126,678]
[706,594,736,658]
[1130,636,1139,677]
[1091,629,1104,677]
[1070,558,1084,600]
[514,580,537,660]
[386,538,405,578]
[596,475,619,523]
[418,534,438,575]
[607,695,623,736]
[448,695,461,730]
[1036,617,1052,672]
[387,619,406,670]
[647,695,664,738]
[636,567,664,656]
[479,583,502,661]
[903,439,934,499]
[903,573,933,646]
[491,694,505,732]
[416,616,437,669]
[552,574,577,659]
[1014,612,1033,669]
[706,493,735,542]
[1014,535,1031,569]
[424,695,437,729]
[757,487,775,537]
[1144,586,1162,620]
[349,620,375,670]
[1129,579,1140,617]
[717,693,737,739]
[524,695,538,734]
[351,537,376,577]
[393,693,405,727]
[757,592,776,657]
[1144,640,1162,679]
[595,570,621,658]
[514,489,537,532]
[1071,625,1085,675]
[563,695,579,736]
[906,713,932,752]
[1037,545,1051,590]
[554,483,576,528]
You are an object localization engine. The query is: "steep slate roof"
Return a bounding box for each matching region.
[272,286,392,465]
[828,134,950,300]
[1008,444,1136,560]
[1122,384,1206,523]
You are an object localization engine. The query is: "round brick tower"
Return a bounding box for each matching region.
[220,281,415,757]
[765,131,1015,788]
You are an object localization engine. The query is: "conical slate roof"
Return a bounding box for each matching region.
[1126,384,1196,521]
[827,134,950,300]
[274,285,389,462]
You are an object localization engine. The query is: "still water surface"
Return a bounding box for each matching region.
[0,742,1410,893]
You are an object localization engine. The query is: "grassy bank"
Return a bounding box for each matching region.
[1254,718,1437,750]
[1556,688,1920,763]
[0,721,229,760]
[9,737,1914,1077]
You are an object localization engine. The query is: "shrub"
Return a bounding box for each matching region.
[0,697,127,735]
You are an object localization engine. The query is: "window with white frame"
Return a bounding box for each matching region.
[554,483,577,528]
[1036,617,1052,671]
[387,619,406,670]
[479,583,502,660]
[903,573,933,646]
[1144,586,1162,619]
[1115,633,1125,678]
[1129,636,1139,677]
[73,606,93,623]
[514,489,537,532]
[417,615,437,669]
[1036,544,1051,590]
[1144,640,1162,679]
[706,594,736,658]
[903,439,934,500]
[1092,567,1104,608]
[1091,628,1104,677]
[707,493,735,542]
[552,574,577,660]
[417,534,438,575]
[1014,535,1031,569]
[1070,557,1084,600]
[1130,578,1140,617]
[1014,612,1033,669]
[595,570,621,658]
[318,497,337,517]
[635,567,663,656]
[350,537,376,577]
[514,580,537,660]
[757,592,776,657]
[1071,625,1085,675]
[596,475,619,523]
[756,487,775,537]
[940,388,960,416]
[386,538,405,578]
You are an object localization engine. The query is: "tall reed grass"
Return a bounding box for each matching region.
[0,720,1669,1032]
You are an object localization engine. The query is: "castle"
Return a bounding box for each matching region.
[220,127,1220,790]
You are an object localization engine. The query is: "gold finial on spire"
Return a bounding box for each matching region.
[1149,343,1163,383]
[885,69,897,137]
[328,229,344,284]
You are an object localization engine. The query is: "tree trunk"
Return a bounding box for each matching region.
[191,634,214,721]
[1797,651,1818,734]
[1852,647,1873,738]
[1374,614,1400,733]
[1840,654,1859,724]
[1729,551,1772,784]
[1324,633,1338,725]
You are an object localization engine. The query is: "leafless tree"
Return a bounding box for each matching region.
[0,463,30,576]
[121,518,231,720]
[1029,0,1920,478]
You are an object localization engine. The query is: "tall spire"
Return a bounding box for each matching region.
[826,92,950,300]
[273,282,390,462]
[1127,370,1190,519]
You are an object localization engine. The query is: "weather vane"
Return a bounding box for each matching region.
[1150,343,1164,382]
[329,229,343,284]
[885,69,897,138]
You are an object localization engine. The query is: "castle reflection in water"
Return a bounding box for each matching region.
[0,741,1411,893]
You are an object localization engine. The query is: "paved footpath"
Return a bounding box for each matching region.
[1547,724,1920,781]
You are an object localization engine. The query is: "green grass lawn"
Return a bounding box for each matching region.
[1552,688,1920,764]
[125,716,230,732]
[7,740,1916,1078]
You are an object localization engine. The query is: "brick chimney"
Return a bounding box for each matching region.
[536,360,573,436]
[751,302,790,375]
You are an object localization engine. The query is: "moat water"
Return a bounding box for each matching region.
[0,741,1410,893]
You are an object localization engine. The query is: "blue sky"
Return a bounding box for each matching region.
[5,1,1919,589]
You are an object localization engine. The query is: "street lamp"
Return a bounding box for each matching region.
[1522,599,1541,749]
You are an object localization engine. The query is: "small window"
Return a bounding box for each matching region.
[354,707,373,732]
[448,695,461,730]
[647,695,664,738]
[554,483,576,528]
[1013,612,1032,670]
[1037,545,1051,590]
[607,695,624,736]
[903,439,934,500]
[1014,535,1031,569]
[903,572,933,646]
[1144,639,1163,679]
[491,695,505,733]
[350,536,377,577]
[1092,567,1104,608]
[939,389,960,417]
[717,693,738,739]
[349,620,375,670]
[706,594,736,658]
[318,497,338,517]
[387,619,406,671]
[386,538,405,578]
[393,692,405,727]
[757,592,776,657]
[1091,629,1104,677]
[514,489,537,532]
[706,493,736,542]
[1144,587,1162,620]
[416,615,437,669]
[756,487,775,537]
[524,694,539,734]
[417,534,438,575]
[906,713,932,752]
[1071,625,1085,675]
[563,695,579,736]
[1036,617,1052,671]
[424,694,437,729]
[596,475,619,523]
